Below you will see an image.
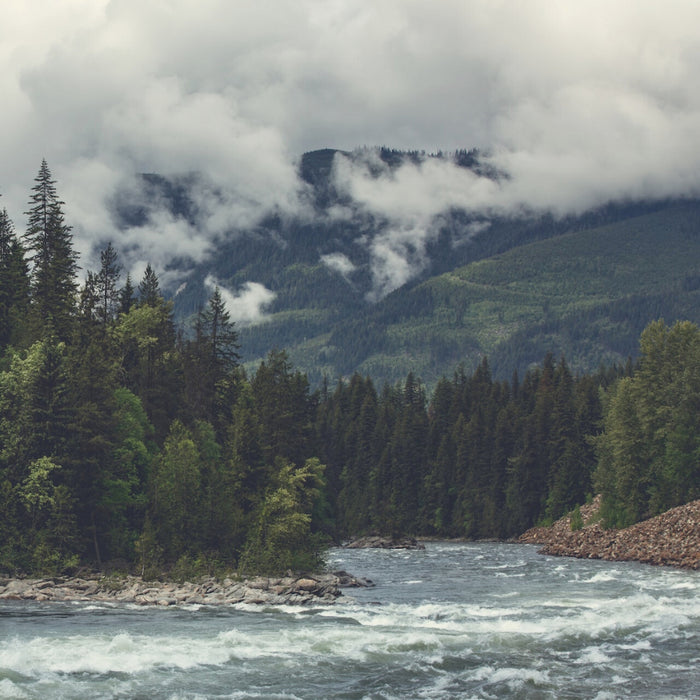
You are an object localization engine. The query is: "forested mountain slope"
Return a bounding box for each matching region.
[332,201,700,385]
[120,150,700,387]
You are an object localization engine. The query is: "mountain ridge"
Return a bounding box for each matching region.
[111,149,700,388]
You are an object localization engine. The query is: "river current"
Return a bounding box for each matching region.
[1,542,698,699]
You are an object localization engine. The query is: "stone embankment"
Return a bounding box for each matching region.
[344,535,425,550]
[0,570,372,606]
[519,496,700,570]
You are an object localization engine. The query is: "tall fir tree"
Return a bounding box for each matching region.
[23,160,79,341]
[118,274,136,315]
[137,263,161,307]
[0,208,30,348]
[95,242,121,328]
[183,287,240,436]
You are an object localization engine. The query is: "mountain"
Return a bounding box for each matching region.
[113,149,700,388]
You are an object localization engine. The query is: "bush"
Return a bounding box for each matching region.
[570,505,583,531]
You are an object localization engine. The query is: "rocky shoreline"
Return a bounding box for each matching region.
[0,570,373,606]
[519,496,700,570]
[343,535,425,550]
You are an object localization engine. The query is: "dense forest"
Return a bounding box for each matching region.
[1,162,699,578]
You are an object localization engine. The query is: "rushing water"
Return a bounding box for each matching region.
[1,542,699,699]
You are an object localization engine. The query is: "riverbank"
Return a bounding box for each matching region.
[519,496,700,570]
[0,570,372,606]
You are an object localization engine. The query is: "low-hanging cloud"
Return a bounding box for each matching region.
[2,1,700,297]
[320,252,356,278]
[204,275,276,326]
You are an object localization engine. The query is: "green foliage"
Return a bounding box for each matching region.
[1,165,336,577]
[240,458,327,574]
[594,320,700,528]
[570,505,583,531]
[151,420,203,559]
[319,355,609,541]
[23,160,79,342]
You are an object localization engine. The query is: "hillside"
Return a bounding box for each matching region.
[116,150,700,387]
[237,197,700,387]
[329,200,700,385]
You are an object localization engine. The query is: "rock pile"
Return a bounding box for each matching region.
[344,535,425,550]
[0,571,372,606]
[519,497,700,570]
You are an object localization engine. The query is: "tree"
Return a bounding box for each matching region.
[251,349,315,469]
[0,208,30,348]
[23,160,79,341]
[150,420,203,560]
[118,274,136,315]
[95,242,121,328]
[114,294,179,439]
[138,263,161,307]
[240,457,326,574]
[594,320,700,527]
[182,287,240,435]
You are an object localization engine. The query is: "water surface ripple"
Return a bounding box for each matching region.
[1,542,698,699]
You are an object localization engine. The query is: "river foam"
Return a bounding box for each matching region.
[1,542,698,699]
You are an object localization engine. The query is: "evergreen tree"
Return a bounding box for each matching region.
[0,208,30,348]
[95,242,121,328]
[150,420,203,561]
[118,274,136,315]
[239,457,326,574]
[251,349,315,469]
[138,263,161,307]
[182,287,240,435]
[23,160,79,341]
[115,286,179,440]
[594,320,700,527]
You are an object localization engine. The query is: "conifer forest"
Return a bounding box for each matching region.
[1,162,699,577]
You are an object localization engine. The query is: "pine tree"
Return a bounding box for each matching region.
[0,208,30,348]
[96,242,121,328]
[118,274,136,315]
[182,287,240,434]
[137,263,161,307]
[23,160,79,341]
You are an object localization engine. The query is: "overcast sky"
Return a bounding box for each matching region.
[2,0,700,307]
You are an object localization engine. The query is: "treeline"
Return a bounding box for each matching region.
[318,358,613,539]
[320,320,700,540]
[0,161,326,577]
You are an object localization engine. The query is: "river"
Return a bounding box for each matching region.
[1,542,698,699]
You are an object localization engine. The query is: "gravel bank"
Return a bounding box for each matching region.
[519,496,700,570]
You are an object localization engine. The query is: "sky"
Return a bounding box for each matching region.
[2,0,700,315]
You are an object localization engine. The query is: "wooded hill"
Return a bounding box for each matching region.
[128,149,700,388]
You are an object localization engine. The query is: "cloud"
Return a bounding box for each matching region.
[204,275,276,326]
[1,0,700,297]
[320,252,356,278]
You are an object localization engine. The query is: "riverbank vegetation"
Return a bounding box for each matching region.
[1,162,698,577]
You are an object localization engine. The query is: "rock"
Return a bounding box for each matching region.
[0,568,374,607]
[294,578,319,591]
[333,570,374,588]
[0,580,30,598]
[519,496,700,570]
[344,535,425,550]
